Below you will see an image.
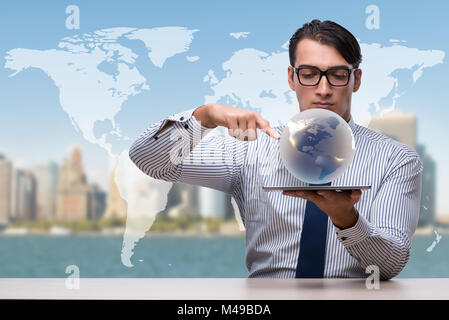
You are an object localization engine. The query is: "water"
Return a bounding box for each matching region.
[0,234,447,278]
[0,234,249,278]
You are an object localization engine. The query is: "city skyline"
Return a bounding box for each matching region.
[0,147,107,224]
[0,107,446,227]
[0,145,237,225]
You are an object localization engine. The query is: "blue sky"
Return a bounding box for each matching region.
[1,0,449,214]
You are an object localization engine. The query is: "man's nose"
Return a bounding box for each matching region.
[316,75,332,96]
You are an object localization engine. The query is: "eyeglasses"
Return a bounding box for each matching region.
[292,65,358,87]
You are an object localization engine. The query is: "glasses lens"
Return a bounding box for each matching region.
[298,68,320,85]
[327,68,350,86]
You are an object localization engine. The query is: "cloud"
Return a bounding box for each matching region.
[230,32,250,39]
[186,55,199,62]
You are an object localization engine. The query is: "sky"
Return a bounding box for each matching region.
[1,0,449,215]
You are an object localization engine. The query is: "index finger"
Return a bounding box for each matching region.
[255,116,280,140]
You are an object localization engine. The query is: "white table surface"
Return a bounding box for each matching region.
[1,278,449,300]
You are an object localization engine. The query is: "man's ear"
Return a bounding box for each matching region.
[353,69,362,92]
[288,66,295,91]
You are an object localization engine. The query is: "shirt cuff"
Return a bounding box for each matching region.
[333,211,371,247]
[167,108,196,123]
[154,107,214,140]
[171,108,214,139]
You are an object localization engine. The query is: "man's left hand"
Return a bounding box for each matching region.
[282,189,362,229]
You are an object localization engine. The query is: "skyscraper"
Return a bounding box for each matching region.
[198,186,226,219]
[104,171,127,219]
[367,109,417,148]
[11,169,37,221]
[166,183,199,218]
[56,147,100,221]
[90,183,106,219]
[32,161,58,220]
[161,183,235,220]
[0,154,12,224]
[416,144,437,227]
[367,109,436,227]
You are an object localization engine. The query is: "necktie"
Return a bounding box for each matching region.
[295,182,331,278]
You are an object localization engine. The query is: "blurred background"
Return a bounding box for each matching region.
[0,0,448,278]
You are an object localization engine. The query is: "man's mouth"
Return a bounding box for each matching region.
[312,102,334,109]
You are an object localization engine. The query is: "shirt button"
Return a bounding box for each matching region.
[154,135,159,140]
[180,116,184,121]
[341,237,348,241]
[184,124,189,129]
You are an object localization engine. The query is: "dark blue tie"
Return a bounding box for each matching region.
[295,182,331,278]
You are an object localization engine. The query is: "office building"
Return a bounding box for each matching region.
[0,154,13,224]
[368,109,436,227]
[32,161,58,220]
[166,183,199,218]
[416,144,437,227]
[90,184,106,219]
[56,147,104,221]
[104,171,127,219]
[368,109,416,148]
[198,186,227,219]
[11,169,37,221]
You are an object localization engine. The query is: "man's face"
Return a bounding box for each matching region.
[287,38,362,122]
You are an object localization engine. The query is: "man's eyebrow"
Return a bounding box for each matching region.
[296,64,317,68]
[296,64,351,69]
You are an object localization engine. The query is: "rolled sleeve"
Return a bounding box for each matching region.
[129,107,248,194]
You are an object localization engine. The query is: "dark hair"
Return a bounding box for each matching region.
[289,19,362,69]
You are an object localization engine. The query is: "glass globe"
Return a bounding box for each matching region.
[280,108,355,184]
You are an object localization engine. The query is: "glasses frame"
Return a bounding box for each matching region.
[292,65,358,87]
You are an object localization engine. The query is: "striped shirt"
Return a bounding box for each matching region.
[129,108,423,280]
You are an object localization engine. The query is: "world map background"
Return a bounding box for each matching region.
[1,0,449,266]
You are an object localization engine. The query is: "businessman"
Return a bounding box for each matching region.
[129,20,423,280]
